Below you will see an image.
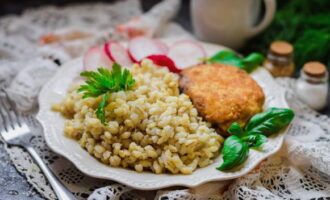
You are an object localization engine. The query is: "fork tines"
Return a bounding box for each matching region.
[0,89,23,132]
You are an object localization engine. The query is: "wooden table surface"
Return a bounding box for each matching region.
[0,1,329,199]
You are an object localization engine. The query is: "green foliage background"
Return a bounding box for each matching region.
[242,0,330,71]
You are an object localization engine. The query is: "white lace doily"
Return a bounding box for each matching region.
[1,1,330,200]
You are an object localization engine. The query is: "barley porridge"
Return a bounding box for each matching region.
[52,60,223,174]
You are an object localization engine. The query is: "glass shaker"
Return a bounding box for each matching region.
[264,41,295,77]
[296,62,329,110]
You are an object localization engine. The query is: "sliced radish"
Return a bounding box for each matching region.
[146,54,181,73]
[153,40,169,54]
[104,42,133,67]
[83,47,113,71]
[167,41,207,69]
[128,36,165,62]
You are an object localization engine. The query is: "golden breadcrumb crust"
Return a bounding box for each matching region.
[179,64,265,133]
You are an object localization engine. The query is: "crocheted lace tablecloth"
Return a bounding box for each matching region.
[0,1,330,199]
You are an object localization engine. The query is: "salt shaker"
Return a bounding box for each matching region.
[296,62,329,110]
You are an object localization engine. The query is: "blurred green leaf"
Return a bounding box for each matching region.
[242,0,330,70]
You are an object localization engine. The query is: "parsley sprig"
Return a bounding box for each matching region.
[77,63,135,124]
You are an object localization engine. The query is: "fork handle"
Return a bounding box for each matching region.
[25,145,76,200]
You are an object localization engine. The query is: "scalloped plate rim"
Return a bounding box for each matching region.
[37,40,289,190]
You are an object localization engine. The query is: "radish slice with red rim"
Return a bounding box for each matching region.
[128,36,165,62]
[168,40,207,69]
[153,40,169,54]
[104,42,133,67]
[83,47,113,71]
[146,54,181,73]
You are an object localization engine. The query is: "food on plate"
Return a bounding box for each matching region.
[104,42,133,67]
[128,36,166,62]
[153,40,169,53]
[77,64,135,124]
[217,135,249,171]
[168,40,206,69]
[127,37,208,70]
[88,37,207,72]
[53,39,295,174]
[146,54,181,73]
[83,47,113,71]
[204,50,264,73]
[243,107,295,136]
[52,60,223,174]
[179,64,265,133]
[218,107,294,170]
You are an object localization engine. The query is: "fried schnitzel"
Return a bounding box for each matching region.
[179,64,265,133]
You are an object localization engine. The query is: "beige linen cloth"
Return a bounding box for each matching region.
[0,1,330,199]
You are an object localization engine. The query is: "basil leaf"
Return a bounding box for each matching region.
[242,134,268,148]
[95,93,109,125]
[227,122,246,138]
[208,50,238,62]
[216,135,249,171]
[242,53,265,73]
[207,50,245,69]
[206,50,264,73]
[245,107,295,136]
[218,59,245,69]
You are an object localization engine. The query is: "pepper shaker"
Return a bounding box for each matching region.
[296,62,329,110]
[263,41,295,77]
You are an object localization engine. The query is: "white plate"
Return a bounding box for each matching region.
[37,40,289,190]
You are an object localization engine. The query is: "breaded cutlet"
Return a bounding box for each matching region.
[179,64,265,133]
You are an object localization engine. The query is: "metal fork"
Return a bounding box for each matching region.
[0,89,76,200]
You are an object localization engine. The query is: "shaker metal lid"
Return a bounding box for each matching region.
[303,62,327,77]
[270,41,293,56]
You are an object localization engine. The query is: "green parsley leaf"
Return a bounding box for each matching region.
[96,92,109,125]
[77,63,135,124]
